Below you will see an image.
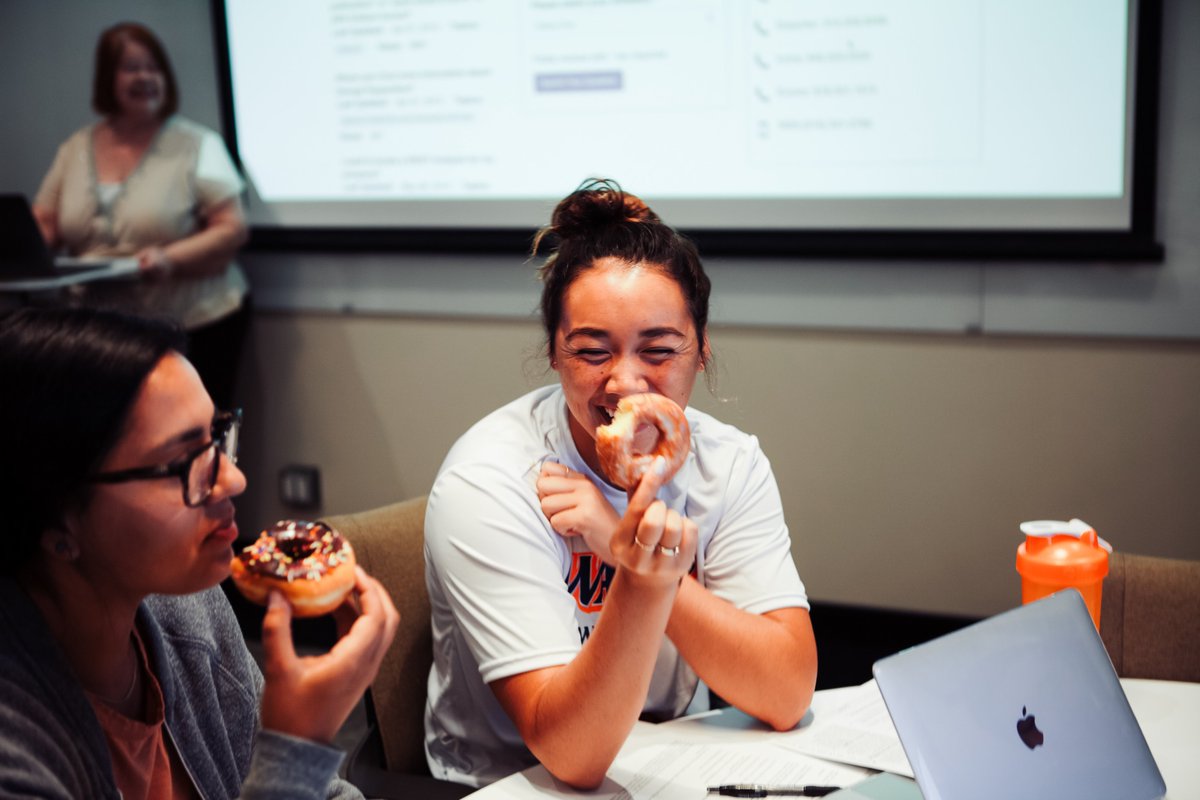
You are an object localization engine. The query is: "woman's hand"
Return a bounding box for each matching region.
[131,198,249,279]
[135,245,172,278]
[609,457,697,588]
[492,458,696,788]
[258,566,399,744]
[537,462,620,563]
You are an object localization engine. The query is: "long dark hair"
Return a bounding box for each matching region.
[0,307,186,572]
[534,178,711,366]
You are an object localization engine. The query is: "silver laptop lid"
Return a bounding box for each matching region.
[873,590,1165,800]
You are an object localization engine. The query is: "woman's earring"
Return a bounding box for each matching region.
[49,535,80,562]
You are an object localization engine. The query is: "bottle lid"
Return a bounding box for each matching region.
[1016,518,1110,584]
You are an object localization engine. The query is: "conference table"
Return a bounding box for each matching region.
[0,260,140,315]
[464,678,1200,799]
[0,259,138,294]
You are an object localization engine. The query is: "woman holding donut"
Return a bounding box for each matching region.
[423,179,817,788]
[0,306,398,798]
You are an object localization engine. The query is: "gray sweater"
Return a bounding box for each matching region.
[0,578,363,799]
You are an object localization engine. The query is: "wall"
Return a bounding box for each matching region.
[239,312,1200,617]
[3,0,1198,618]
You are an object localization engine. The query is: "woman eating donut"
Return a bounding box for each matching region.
[423,179,817,788]
[0,306,398,798]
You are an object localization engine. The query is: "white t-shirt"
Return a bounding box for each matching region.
[423,385,808,787]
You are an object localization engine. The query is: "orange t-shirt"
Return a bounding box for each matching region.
[86,633,198,799]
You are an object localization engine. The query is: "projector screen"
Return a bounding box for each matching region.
[213,0,1162,258]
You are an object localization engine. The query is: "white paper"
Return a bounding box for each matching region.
[469,742,869,800]
[773,681,914,778]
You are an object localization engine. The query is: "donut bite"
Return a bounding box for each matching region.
[230,520,356,617]
[596,393,691,489]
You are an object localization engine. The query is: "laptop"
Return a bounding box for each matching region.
[872,589,1165,800]
[0,194,137,284]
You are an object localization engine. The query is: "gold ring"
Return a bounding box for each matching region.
[658,544,680,557]
[633,536,656,553]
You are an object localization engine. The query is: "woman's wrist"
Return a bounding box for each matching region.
[137,246,174,277]
[152,247,174,275]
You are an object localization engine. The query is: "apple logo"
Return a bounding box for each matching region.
[1016,706,1045,750]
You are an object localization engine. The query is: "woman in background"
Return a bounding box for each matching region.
[423,179,817,788]
[0,306,397,799]
[33,21,250,409]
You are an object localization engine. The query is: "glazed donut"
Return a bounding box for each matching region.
[595,393,691,489]
[230,520,356,617]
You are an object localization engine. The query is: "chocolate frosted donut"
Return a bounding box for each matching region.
[595,393,690,489]
[230,520,356,617]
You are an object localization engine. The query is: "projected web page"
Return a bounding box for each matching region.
[221,0,1134,230]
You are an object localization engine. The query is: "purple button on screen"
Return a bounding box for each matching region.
[535,71,623,92]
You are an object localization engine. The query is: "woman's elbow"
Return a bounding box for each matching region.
[762,696,811,732]
[548,763,610,791]
[228,219,250,249]
[524,732,616,789]
[761,663,816,731]
[207,208,249,251]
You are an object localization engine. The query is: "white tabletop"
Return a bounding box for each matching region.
[0,259,138,292]
[465,678,1199,799]
[1120,678,1200,799]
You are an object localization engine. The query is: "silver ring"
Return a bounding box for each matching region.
[658,544,680,557]
[633,536,656,553]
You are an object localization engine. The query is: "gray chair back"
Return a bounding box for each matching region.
[327,496,432,774]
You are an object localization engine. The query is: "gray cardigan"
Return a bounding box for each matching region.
[0,578,362,799]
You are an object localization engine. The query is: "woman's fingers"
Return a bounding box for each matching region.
[535,475,562,498]
[681,517,698,556]
[632,502,685,556]
[539,456,683,574]
[634,499,667,550]
[626,456,668,516]
[536,463,584,502]
[258,571,399,744]
[332,569,397,668]
[625,496,697,583]
[362,570,400,642]
[259,591,298,676]
[539,490,574,518]
[537,461,574,489]
[658,506,684,552]
[330,583,362,637]
[621,456,686,569]
[135,246,171,277]
[541,495,591,537]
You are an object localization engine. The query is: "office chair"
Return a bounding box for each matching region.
[1100,551,1200,682]
[326,496,473,800]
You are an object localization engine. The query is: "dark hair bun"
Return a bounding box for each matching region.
[550,178,659,241]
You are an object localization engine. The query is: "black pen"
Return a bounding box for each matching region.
[707,785,841,798]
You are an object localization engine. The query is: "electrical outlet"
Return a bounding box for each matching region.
[279,465,321,509]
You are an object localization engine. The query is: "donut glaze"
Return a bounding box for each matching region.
[595,393,691,489]
[230,520,356,617]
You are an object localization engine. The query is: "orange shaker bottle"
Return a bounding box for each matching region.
[1016,519,1110,630]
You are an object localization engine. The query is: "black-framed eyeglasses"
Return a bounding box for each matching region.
[90,409,242,507]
